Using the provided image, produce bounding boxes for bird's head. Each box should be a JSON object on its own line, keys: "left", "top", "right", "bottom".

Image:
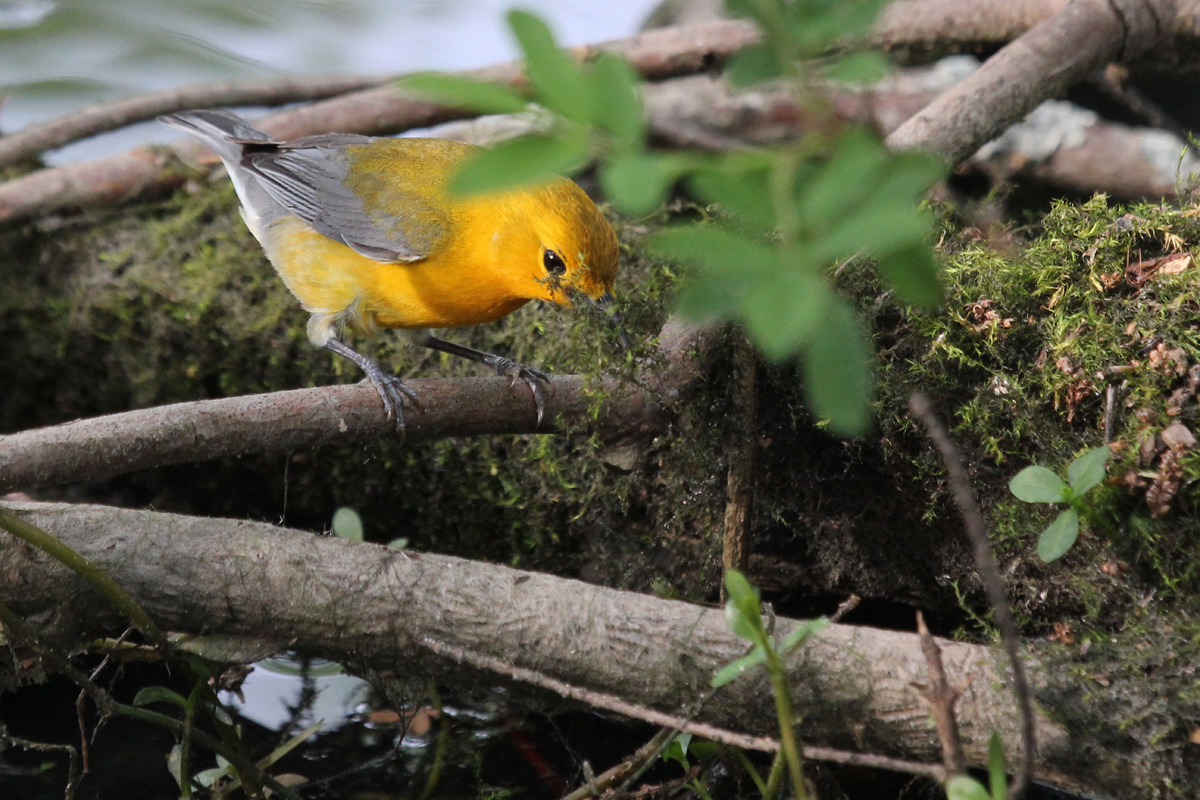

{"left": 518, "top": 178, "right": 620, "bottom": 308}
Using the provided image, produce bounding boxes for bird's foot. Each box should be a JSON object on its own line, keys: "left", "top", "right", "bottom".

{"left": 361, "top": 360, "right": 421, "bottom": 433}
{"left": 325, "top": 338, "right": 419, "bottom": 434}
{"left": 486, "top": 357, "right": 551, "bottom": 426}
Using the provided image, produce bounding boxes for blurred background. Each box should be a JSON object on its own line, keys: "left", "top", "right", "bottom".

{"left": 0, "top": 0, "right": 664, "bottom": 163}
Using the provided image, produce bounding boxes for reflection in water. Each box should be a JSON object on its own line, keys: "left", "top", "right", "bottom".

{"left": 219, "top": 653, "right": 370, "bottom": 732}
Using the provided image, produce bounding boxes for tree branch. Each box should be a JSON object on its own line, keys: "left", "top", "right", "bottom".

{"left": 885, "top": 0, "right": 1168, "bottom": 163}
{"left": 0, "top": 318, "right": 712, "bottom": 493}
{"left": 0, "top": 501, "right": 1102, "bottom": 793}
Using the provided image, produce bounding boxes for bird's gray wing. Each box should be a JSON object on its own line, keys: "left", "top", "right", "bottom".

{"left": 241, "top": 135, "right": 447, "bottom": 263}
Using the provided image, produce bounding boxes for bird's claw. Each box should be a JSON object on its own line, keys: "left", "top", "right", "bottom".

{"left": 361, "top": 363, "right": 420, "bottom": 434}
{"left": 490, "top": 357, "right": 550, "bottom": 426}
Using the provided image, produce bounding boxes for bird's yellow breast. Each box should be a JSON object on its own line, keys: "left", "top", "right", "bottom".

{"left": 259, "top": 198, "right": 536, "bottom": 335}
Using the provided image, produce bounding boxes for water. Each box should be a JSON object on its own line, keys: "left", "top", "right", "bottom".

{"left": 0, "top": 0, "right": 663, "bottom": 163}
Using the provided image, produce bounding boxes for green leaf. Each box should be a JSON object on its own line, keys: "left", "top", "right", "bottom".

{"left": 167, "top": 745, "right": 183, "bottom": 789}
{"left": 784, "top": 0, "right": 890, "bottom": 52}
{"left": 1009, "top": 466, "right": 1068, "bottom": 503}
{"left": 508, "top": 10, "right": 589, "bottom": 122}
{"left": 725, "top": 43, "right": 785, "bottom": 87}
{"left": 739, "top": 266, "right": 828, "bottom": 360}
{"left": 988, "top": 732, "right": 1007, "bottom": 800}
{"left": 803, "top": 299, "right": 873, "bottom": 436}
{"left": 876, "top": 244, "right": 942, "bottom": 308}
{"left": 654, "top": 226, "right": 779, "bottom": 328}
{"left": 652, "top": 226, "right": 776, "bottom": 275}
{"left": 587, "top": 52, "right": 644, "bottom": 148}
{"left": 780, "top": 616, "right": 830, "bottom": 654}
{"left": 1068, "top": 446, "right": 1110, "bottom": 494}
{"left": 725, "top": 0, "right": 784, "bottom": 27}
{"left": 723, "top": 568, "right": 762, "bottom": 623}
{"left": 946, "top": 775, "right": 993, "bottom": 800}
{"left": 332, "top": 506, "right": 363, "bottom": 542}
{"left": 448, "top": 131, "right": 590, "bottom": 196}
{"left": 811, "top": 148, "right": 943, "bottom": 262}
{"left": 711, "top": 646, "right": 767, "bottom": 687}
{"left": 797, "top": 128, "right": 886, "bottom": 227}
{"left": 688, "top": 157, "right": 776, "bottom": 229}
{"left": 396, "top": 73, "right": 528, "bottom": 115}
{"left": 820, "top": 51, "right": 891, "bottom": 83}
{"left": 1038, "top": 509, "right": 1080, "bottom": 562}
{"left": 600, "top": 152, "right": 686, "bottom": 215}
{"left": 662, "top": 734, "right": 691, "bottom": 769}
{"left": 133, "top": 685, "right": 189, "bottom": 708}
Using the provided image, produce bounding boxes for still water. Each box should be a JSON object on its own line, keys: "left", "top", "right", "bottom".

{"left": 0, "top": 0, "right": 664, "bottom": 162}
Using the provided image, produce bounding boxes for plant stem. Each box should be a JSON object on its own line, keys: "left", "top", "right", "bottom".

{"left": 765, "top": 652, "right": 807, "bottom": 800}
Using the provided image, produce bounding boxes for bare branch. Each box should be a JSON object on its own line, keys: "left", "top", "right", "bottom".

{"left": 721, "top": 328, "right": 757, "bottom": 598}
{"left": 871, "top": 0, "right": 1067, "bottom": 55}
{"left": 915, "top": 611, "right": 967, "bottom": 776}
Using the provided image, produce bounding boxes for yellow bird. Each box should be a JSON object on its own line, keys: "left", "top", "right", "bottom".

{"left": 159, "top": 109, "right": 621, "bottom": 430}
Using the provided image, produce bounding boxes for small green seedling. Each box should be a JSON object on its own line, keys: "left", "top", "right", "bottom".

{"left": 714, "top": 569, "right": 828, "bottom": 800}
{"left": 662, "top": 733, "right": 720, "bottom": 800}
{"left": 945, "top": 732, "right": 1008, "bottom": 800}
{"left": 712, "top": 570, "right": 829, "bottom": 688}
{"left": 1009, "top": 446, "right": 1109, "bottom": 562}
{"left": 332, "top": 506, "right": 364, "bottom": 541}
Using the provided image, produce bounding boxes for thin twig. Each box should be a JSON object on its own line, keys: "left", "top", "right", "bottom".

{"left": 830, "top": 595, "right": 861, "bottom": 623}
{"left": 1, "top": 730, "right": 81, "bottom": 799}
{"left": 75, "top": 626, "right": 135, "bottom": 772}
{"left": 908, "top": 391, "right": 1035, "bottom": 799}
{"left": 915, "top": 611, "right": 967, "bottom": 775}
{"left": 562, "top": 727, "right": 676, "bottom": 800}
{"left": 418, "top": 635, "right": 946, "bottom": 782}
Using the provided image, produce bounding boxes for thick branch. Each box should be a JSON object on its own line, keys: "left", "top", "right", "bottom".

{"left": 0, "top": 501, "right": 1107, "bottom": 794}
{"left": 0, "top": 319, "right": 711, "bottom": 493}
{"left": 886, "top": 0, "right": 1169, "bottom": 163}
{"left": 0, "top": 19, "right": 759, "bottom": 226}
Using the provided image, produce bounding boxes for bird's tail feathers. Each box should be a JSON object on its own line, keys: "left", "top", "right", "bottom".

{"left": 158, "top": 109, "right": 272, "bottom": 162}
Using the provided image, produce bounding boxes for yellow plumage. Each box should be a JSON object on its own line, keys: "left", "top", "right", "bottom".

{"left": 160, "top": 110, "right": 621, "bottom": 430}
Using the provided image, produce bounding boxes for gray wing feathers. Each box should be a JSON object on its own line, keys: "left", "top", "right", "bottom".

{"left": 160, "top": 110, "right": 441, "bottom": 264}
{"left": 245, "top": 145, "right": 432, "bottom": 263}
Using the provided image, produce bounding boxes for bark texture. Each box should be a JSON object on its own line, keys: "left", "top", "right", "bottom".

{"left": 0, "top": 500, "right": 1140, "bottom": 798}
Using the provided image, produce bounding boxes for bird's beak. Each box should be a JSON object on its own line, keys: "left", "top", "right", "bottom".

{"left": 588, "top": 290, "right": 632, "bottom": 351}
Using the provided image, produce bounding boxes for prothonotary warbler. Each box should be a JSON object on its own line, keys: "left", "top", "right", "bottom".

{"left": 159, "top": 109, "right": 621, "bottom": 430}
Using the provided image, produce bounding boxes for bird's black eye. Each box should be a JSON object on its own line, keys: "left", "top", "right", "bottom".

{"left": 543, "top": 249, "right": 566, "bottom": 276}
